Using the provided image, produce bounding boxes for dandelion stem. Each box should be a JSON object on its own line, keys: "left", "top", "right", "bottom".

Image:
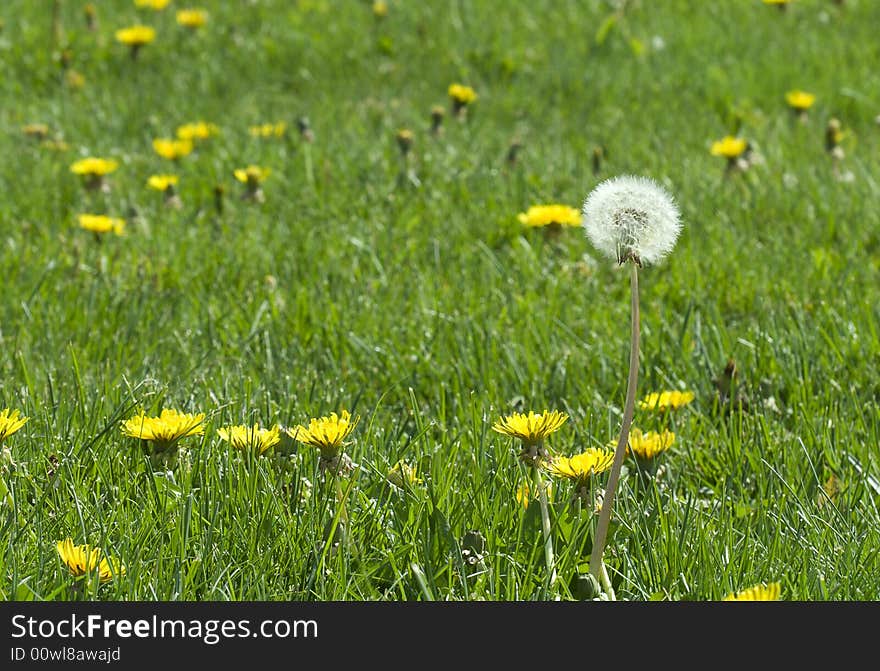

{"left": 303, "top": 143, "right": 315, "bottom": 193}
{"left": 535, "top": 464, "right": 557, "bottom": 593}
{"left": 589, "top": 262, "right": 640, "bottom": 591}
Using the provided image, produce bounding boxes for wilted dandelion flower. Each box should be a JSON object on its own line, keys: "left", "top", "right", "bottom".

{"left": 115, "top": 25, "right": 156, "bottom": 59}
{"left": 639, "top": 390, "right": 694, "bottom": 411}
{"left": 121, "top": 408, "right": 206, "bottom": 451}
{"left": 78, "top": 214, "right": 126, "bottom": 236}
{"left": 56, "top": 539, "right": 124, "bottom": 583}
{"left": 582, "top": 175, "right": 681, "bottom": 266}
{"left": 153, "top": 137, "right": 193, "bottom": 160}
{"left": 217, "top": 424, "right": 281, "bottom": 455}
{"left": 135, "top": 0, "right": 171, "bottom": 10}
{"left": 249, "top": 122, "right": 287, "bottom": 138}
{"left": 176, "top": 121, "right": 217, "bottom": 142}
{"left": 0, "top": 409, "right": 28, "bottom": 444}
{"left": 492, "top": 410, "right": 567, "bottom": 467}
{"left": 387, "top": 460, "right": 422, "bottom": 489}
{"left": 518, "top": 204, "right": 581, "bottom": 229}
{"left": 723, "top": 582, "right": 781, "bottom": 601}
{"left": 177, "top": 8, "right": 208, "bottom": 29}
{"left": 448, "top": 83, "right": 477, "bottom": 117}
{"left": 286, "top": 410, "right": 359, "bottom": 474}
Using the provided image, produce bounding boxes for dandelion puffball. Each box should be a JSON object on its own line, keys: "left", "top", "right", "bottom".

{"left": 582, "top": 175, "right": 681, "bottom": 266}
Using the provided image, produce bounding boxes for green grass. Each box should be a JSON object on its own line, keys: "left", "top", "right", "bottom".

{"left": 1, "top": 0, "right": 879, "bottom": 601}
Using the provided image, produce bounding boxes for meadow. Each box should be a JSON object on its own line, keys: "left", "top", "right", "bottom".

{"left": 1, "top": 0, "right": 879, "bottom": 601}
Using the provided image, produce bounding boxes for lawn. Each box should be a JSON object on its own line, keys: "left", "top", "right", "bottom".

{"left": 1, "top": 0, "right": 878, "bottom": 601}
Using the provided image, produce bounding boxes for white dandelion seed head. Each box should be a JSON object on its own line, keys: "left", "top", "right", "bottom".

{"left": 581, "top": 175, "right": 682, "bottom": 266}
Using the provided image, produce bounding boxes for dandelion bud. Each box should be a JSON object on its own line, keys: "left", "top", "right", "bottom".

{"left": 59, "top": 48, "right": 73, "bottom": 69}
{"left": 214, "top": 184, "right": 225, "bottom": 215}
{"left": 582, "top": 175, "right": 682, "bottom": 266}
{"left": 506, "top": 138, "right": 522, "bottom": 166}
{"left": 84, "top": 4, "right": 97, "bottom": 31}
{"left": 592, "top": 145, "right": 605, "bottom": 175}
{"left": 396, "top": 128, "right": 414, "bottom": 157}
{"left": 430, "top": 105, "right": 445, "bottom": 135}
{"left": 825, "top": 118, "right": 844, "bottom": 156}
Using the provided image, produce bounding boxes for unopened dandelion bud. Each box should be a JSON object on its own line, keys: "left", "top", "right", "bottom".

{"left": 430, "top": 105, "right": 445, "bottom": 136}
{"left": 582, "top": 175, "right": 682, "bottom": 266}
{"left": 506, "top": 139, "right": 522, "bottom": 166}
{"left": 84, "top": 4, "right": 97, "bottom": 31}
{"left": 214, "top": 184, "right": 225, "bottom": 215}
{"left": 59, "top": 48, "right": 73, "bottom": 69}
{"left": 396, "top": 129, "right": 414, "bottom": 157}
{"left": 592, "top": 146, "right": 605, "bottom": 175}
{"left": 825, "top": 117, "right": 844, "bottom": 160}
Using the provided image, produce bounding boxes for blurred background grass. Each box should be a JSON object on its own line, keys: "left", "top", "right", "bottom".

{"left": 0, "top": 0, "right": 878, "bottom": 600}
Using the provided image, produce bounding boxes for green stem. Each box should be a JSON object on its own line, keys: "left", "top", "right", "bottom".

{"left": 535, "top": 465, "right": 557, "bottom": 593}
{"left": 589, "top": 262, "right": 640, "bottom": 593}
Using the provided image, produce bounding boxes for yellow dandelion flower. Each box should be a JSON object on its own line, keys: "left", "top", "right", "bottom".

{"left": 0, "top": 409, "right": 28, "bottom": 443}
{"left": 176, "top": 8, "right": 208, "bottom": 28}
{"left": 135, "top": 0, "right": 171, "bottom": 10}
{"left": 762, "top": 0, "right": 792, "bottom": 5}
{"left": 723, "top": 582, "right": 782, "bottom": 601}
{"left": 387, "top": 460, "right": 422, "bottom": 489}
{"left": 121, "top": 408, "right": 206, "bottom": 450}
{"left": 492, "top": 410, "right": 567, "bottom": 447}
{"left": 152, "top": 137, "right": 193, "bottom": 160}
{"left": 70, "top": 157, "right": 118, "bottom": 177}
{"left": 56, "top": 539, "right": 125, "bottom": 583}
{"left": 217, "top": 424, "right": 281, "bottom": 454}
{"left": 710, "top": 136, "right": 748, "bottom": 159}
{"left": 285, "top": 410, "right": 358, "bottom": 460}
{"left": 620, "top": 428, "right": 675, "bottom": 461}
{"left": 448, "top": 83, "right": 478, "bottom": 106}
{"left": 547, "top": 448, "right": 614, "bottom": 484}
{"left": 638, "top": 390, "right": 695, "bottom": 411}
{"left": 373, "top": 1, "right": 389, "bottom": 18}
{"left": 234, "top": 165, "right": 271, "bottom": 184}
{"left": 248, "top": 122, "right": 286, "bottom": 138}
{"left": 78, "top": 214, "right": 126, "bottom": 236}
{"left": 785, "top": 90, "right": 815, "bottom": 111}
{"left": 147, "top": 174, "right": 179, "bottom": 191}
{"left": 176, "top": 121, "right": 217, "bottom": 141}
{"left": 517, "top": 204, "right": 582, "bottom": 228}
{"left": 22, "top": 123, "right": 50, "bottom": 140}
{"left": 115, "top": 25, "right": 156, "bottom": 46}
